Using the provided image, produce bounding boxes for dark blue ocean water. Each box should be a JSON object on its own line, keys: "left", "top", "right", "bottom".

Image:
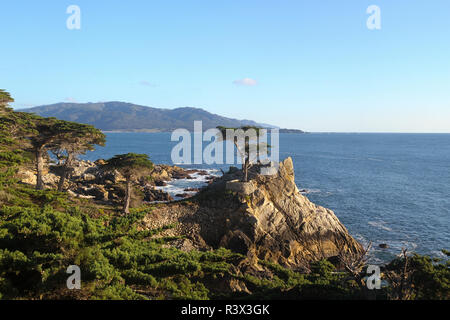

{"left": 83, "top": 133, "right": 450, "bottom": 263}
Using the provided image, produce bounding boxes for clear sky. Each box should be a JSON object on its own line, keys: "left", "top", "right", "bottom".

{"left": 1, "top": 0, "right": 449, "bottom": 132}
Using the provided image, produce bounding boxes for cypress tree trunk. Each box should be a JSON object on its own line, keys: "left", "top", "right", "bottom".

{"left": 123, "top": 178, "right": 132, "bottom": 214}
{"left": 57, "top": 153, "right": 74, "bottom": 192}
{"left": 35, "top": 147, "right": 45, "bottom": 190}
{"left": 243, "top": 158, "right": 249, "bottom": 182}
{"left": 234, "top": 141, "right": 247, "bottom": 182}
{"left": 57, "top": 170, "right": 67, "bottom": 192}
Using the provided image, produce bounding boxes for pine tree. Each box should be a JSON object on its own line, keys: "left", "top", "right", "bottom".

{"left": 103, "top": 153, "right": 153, "bottom": 214}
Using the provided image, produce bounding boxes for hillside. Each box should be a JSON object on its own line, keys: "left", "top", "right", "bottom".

{"left": 21, "top": 102, "right": 280, "bottom": 132}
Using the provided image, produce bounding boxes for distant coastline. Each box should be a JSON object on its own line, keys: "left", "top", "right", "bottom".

{"left": 21, "top": 102, "right": 307, "bottom": 134}
{"left": 278, "top": 128, "right": 307, "bottom": 134}
{"left": 102, "top": 128, "right": 307, "bottom": 134}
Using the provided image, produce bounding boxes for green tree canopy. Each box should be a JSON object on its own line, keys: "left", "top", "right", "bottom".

{"left": 0, "top": 89, "right": 14, "bottom": 110}
{"left": 104, "top": 153, "right": 153, "bottom": 214}
{"left": 26, "top": 118, "right": 106, "bottom": 190}
{"left": 49, "top": 122, "right": 106, "bottom": 191}
{"left": 217, "top": 126, "right": 269, "bottom": 182}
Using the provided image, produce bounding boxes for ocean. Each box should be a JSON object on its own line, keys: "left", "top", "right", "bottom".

{"left": 83, "top": 132, "right": 450, "bottom": 263}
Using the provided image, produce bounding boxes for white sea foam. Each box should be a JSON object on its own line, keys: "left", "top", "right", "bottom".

{"left": 368, "top": 221, "right": 393, "bottom": 232}
{"left": 431, "top": 250, "right": 448, "bottom": 259}
{"left": 155, "top": 169, "right": 222, "bottom": 200}
{"left": 299, "top": 188, "right": 321, "bottom": 195}
{"left": 367, "top": 158, "right": 384, "bottom": 162}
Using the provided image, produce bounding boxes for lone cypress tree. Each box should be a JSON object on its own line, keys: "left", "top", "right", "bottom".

{"left": 217, "top": 126, "right": 269, "bottom": 182}
{"left": 103, "top": 153, "right": 153, "bottom": 214}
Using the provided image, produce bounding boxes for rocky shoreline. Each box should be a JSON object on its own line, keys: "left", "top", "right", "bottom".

{"left": 17, "top": 157, "right": 362, "bottom": 270}
{"left": 18, "top": 160, "right": 217, "bottom": 204}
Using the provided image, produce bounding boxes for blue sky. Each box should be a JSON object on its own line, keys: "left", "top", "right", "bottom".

{"left": 1, "top": 0, "right": 449, "bottom": 132}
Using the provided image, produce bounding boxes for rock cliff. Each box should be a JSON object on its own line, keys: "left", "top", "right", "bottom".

{"left": 145, "top": 157, "right": 362, "bottom": 269}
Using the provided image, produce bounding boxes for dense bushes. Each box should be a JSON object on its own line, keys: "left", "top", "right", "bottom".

{"left": 0, "top": 188, "right": 243, "bottom": 299}
{"left": 385, "top": 251, "right": 449, "bottom": 300}
{"left": 0, "top": 184, "right": 374, "bottom": 300}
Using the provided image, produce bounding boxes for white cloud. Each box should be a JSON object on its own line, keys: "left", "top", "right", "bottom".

{"left": 233, "top": 78, "right": 258, "bottom": 86}
{"left": 65, "top": 97, "right": 78, "bottom": 103}
{"left": 139, "top": 80, "right": 158, "bottom": 87}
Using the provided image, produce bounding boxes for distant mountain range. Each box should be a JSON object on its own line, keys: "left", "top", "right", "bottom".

{"left": 21, "top": 102, "right": 305, "bottom": 133}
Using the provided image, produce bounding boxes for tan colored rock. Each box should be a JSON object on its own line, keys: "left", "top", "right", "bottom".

{"left": 42, "top": 172, "right": 59, "bottom": 186}
{"left": 18, "top": 169, "right": 59, "bottom": 188}
{"left": 95, "top": 159, "right": 107, "bottom": 166}
{"left": 242, "top": 157, "right": 362, "bottom": 266}
{"left": 145, "top": 157, "right": 362, "bottom": 269}
{"left": 86, "top": 185, "right": 109, "bottom": 201}
{"left": 67, "top": 190, "right": 95, "bottom": 199}
{"left": 17, "top": 169, "right": 36, "bottom": 185}
{"left": 226, "top": 180, "right": 256, "bottom": 195}
{"left": 81, "top": 173, "right": 96, "bottom": 182}
{"left": 71, "top": 160, "right": 96, "bottom": 177}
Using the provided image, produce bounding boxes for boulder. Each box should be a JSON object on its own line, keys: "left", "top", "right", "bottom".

{"left": 18, "top": 169, "right": 59, "bottom": 188}
{"left": 144, "top": 187, "right": 173, "bottom": 202}
{"left": 71, "top": 160, "right": 96, "bottom": 177}
{"left": 94, "top": 159, "right": 107, "bottom": 166}
{"left": 226, "top": 180, "right": 256, "bottom": 195}
{"left": 81, "top": 173, "right": 96, "bottom": 182}
{"left": 175, "top": 193, "right": 192, "bottom": 199}
{"left": 172, "top": 239, "right": 196, "bottom": 252}
{"left": 42, "top": 173, "right": 60, "bottom": 187}
{"left": 154, "top": 180, "right": 167, "bottom": 187}
{"left": 67, "top": 189, "right": 95, "bottom": 199}
{"left": 18, "top": 169, "right": 36, "bottom": 185}
{"left": 151, "top": 166, "right": 171, "bottom": 181}
{"left": 84, "top": 185, "right": 109, "bottom": 201}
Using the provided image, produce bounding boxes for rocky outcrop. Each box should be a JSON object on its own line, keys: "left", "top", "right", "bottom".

{"left": 144, "top": 187, "right": 174, "bottom": 202}
{"left": 144, "top": 158, "right": 362, "bottom": 269}
{"left": 17, "top": 168, "right": 60, "bottom": 189}
{"left": 151, "top": 165, "right": 201, "bottom": 182}
{"left": 17, "top": 160, "right": 212, "bottom": 203}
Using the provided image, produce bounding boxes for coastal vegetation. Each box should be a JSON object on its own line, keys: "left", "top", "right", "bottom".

{"left": 0, "top": 90, "right": 448, "bottom": 300}
{"left": 49, "top": 122, "right": 105, "bottom": 191}
{"left": 102, "top": 153, "right": 154, "bottom": 214}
